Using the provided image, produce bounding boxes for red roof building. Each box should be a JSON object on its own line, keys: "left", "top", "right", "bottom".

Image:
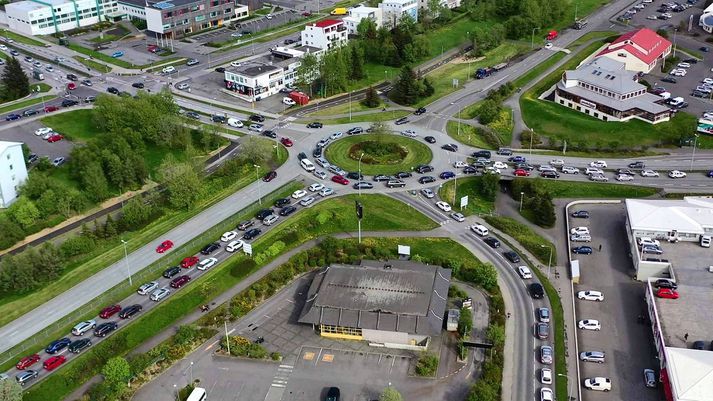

{"left": 595, "top": 28, "right": 671, "bottom": 73}
{"left": 301, "top": 19, "right": 348, "bottom": 50}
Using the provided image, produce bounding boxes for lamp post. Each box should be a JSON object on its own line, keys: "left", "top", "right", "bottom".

{"left": 690, "top": 134, "right": 699, "bottom": 172}
{"left": 273, "top": 144, "right": 279, "bottom": 161}
{"left": 358, "top": 152, "right": 364, "bottom": 197}
{"left": 531, "top": 27, "right": 540, "bottom": 49}
{"left": 189, "top": 361, "right": 194, "bottom": 383}
{"left": 174, "top": 384, "right": 178, "bottom": 401}
{"left": 254, "top": 164, "right": 262, "bottom": 205}
{"left": 519, "top": 192, "right": 525, "bottom": 212}
{"left": 558, "top": 373, "right": 572, "bottom": 401}
{"left": 349, "top": 90, "right": 353, "bottom": 121}
{"left": 540, "top": 244, "right": 553, "bottom": 279}
{"left": 120, "top": 239, "right": 132, "bottom": 286}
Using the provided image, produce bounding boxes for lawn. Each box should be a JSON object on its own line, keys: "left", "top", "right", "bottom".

{"left": 438, "top": 177, "right": 495, "bottom": 216}
{"left": 0, "top": 94, "right": 56, "bottom": 114}
{"left": 516, "top": 178, "right": 659, "bottom": 199}
{"left": 324, "top": 133, "right": 433, "bottom": 175}
{"left": 313, "top": 110, "right": 410, "bottom": 125}
{"left": 72, "top": 55, "right": 112, "bottom": 73}
{"left": 566, "top": 31, "right": 617, "bottom": 49}
{"left": 308, "top": 101, "right": 386, "bottom": 117}
{"left": 0, "top": 28, "right": 44, "bottom": 46}
{"left": 483, "top": 216, "right": 555, "bottom": 265}
{"left": 511, "top": 52, "right": 567, "bottom": 89}
{"left": 446, "top": 121, "right": 495, "bottom": 149}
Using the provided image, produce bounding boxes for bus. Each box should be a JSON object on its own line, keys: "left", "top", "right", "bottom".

{"left": 187, "top": 387, "right": 206, "bottom": 401}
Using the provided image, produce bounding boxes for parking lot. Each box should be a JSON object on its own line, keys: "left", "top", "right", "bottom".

{"left": 0, "top": 115, "right": 75, "bottom": 163}
{"left": 568, "top": 203, "right": 661, "bottom": 401}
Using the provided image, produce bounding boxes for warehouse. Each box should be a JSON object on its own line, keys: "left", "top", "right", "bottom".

{"left": 298, "top": 260, "right": 451, "bottom": 350}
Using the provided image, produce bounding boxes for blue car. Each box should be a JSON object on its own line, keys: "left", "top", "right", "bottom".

{"left": 45, "top": 337, "right": 72, "bottom": 354}
{"left": 440, "top": 171, "right": 456, "bottom": 179}
{"left": 5, "top": 114, "right": 21, "bottom": 121}
{"left": 707, "top": 170, "right": 713, "bottom": 178}
{"left": 111, "top": 51, "right": 124, "bottom": 58}
{"left": 571, "top": 210, "right": 590, "bottom": 218}
{"left": 508, "top": 155, "right": 526, "bottom": 163}
{"left": 572, "top": 246, "right": 593, "bottom": 255}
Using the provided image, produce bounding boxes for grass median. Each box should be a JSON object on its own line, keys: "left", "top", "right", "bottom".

{"left": 515, "top": 178, "right": 659, "bottom": 199}
{"left": 483, "top": 216, "right": 555, "bottom": 265}
{"left": 324, "top": 133, "right": 433, "bottom": 175}
{"left": 310, "top": 110, "right": 411, "bottom": 125}
{"left": 0, "top": 95, "right": 56, "bottom": 114}
{"left": 437, "top": 177, "right": 496, "bottom": 216}
{"left": 72, "top": 55, "right": 112, "bottom": 73}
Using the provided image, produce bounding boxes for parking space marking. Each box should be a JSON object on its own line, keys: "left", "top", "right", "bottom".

{"left": 303, "top": 351, "right": 314, "bottom": 361}
{"left": 321, "top": 353, "right": 334, "bottom": 363}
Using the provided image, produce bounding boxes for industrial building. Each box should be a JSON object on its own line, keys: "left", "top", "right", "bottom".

{"left": 298, "top": 260, "right": 451, "bottom": 350}
{"left": 0, "top": 141, "right": 29, "bottom": 209}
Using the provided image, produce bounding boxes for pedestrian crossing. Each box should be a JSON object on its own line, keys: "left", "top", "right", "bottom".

{"left": 262, "top": 364, "right": 294, "bottom": 401}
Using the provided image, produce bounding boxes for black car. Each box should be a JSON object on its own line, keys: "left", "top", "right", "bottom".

{"left": 66, "top": 73, "right": 78, "bottom": 81}
{"left": 682, "top": 58, "right": 697, "bottom": 64}
{"left": 215, "top": 67, "right": 226, "bottom": 73}
{"left": 132, "top": 82, "right": 145, "bottom": 89}
{"left": 250, "top": 114, "right": 265, "bottom": 123}
{"left": 262, "top": 130, "right": 277, "bottom": 138}
{"left": 68, "top": 338, "right": 92, "bottom": 353}
{"left": 395, "top": 171, "right": 412, "bottom": 179}
{"left": 503, "top": 251, "right": 520, "bottom": 263}
{"left": 326, "top": 387, "right": 340, "bottom": 401}
{"left": 185, "top": 111, "right": 200, "bottom": 120}
{"left": 654, "top": 279, "right": 678, "bottom": 290}
{"left": 414, "top": 107, "right": 426, "bottom": 115}
{"left": 200, "top": 242, "right": 221, "bottom": 255}
{"left": 298, "top": 152, "right": 308, "bottom": 161}
{"left": 463, "top": 166, "right": 478, "bottom": 174}
{"left": 284, "top": 38, "right": 296, "bottom": 45}
{"left": 27, "top": 153, "right": 38, "bottom": 164}
{"left": 661, "top": 76, "right": 677, "bottom": 84}
{"left": 256, "top": 209, "right": 274, "bottom": 220}
{"left": 472, "top": 150, "right": 492, "bottom": 159}
{"left": 212, "top": 115, "right": 227, "bottom": 123}
{"left": 418, "top": 176, "right": 436, "bottom": 184}
{"left": 516, "top": 163, "right": 534, "bottom": 171}
{"left": 346, "top": 127, "right": 363, "bottom": 135}
{"left": 442, "top": 143, "right": 459, "bottom": 152}
{"left": 275, "top": 198, "right": 291, "bottom": 207}
{"left": 372, "top": 175, "right": 393, "bottom": 182}
{"left": 541, "top": 171, "right": 559, "bottom": 179}
{"left": 62, "top": 99, "right": 79, "bottom": 107}
{"left": 346, "top": 172, "right": 364, "bottom": 180}
{"left": 22, "top": 109, "right": 39, "bottom": 116}
{"left": 312, "top": 147, "right": 323, "bottom": 158}
{"left": 94, "top": 322, "right": 118, "bottom": 337}
{"left": 107, "top": 87, "right": 120, "bottom": 94}
{"left": 163, "top": 265, "right": 181, "bottom": 278}
{"left": 394, "top": 117, "right": 409, "bottom": 125}
{"left": 237, "top": 220, "right": 254, "bottom": 230}
{"left": 497, "top": 148, "right": 513, "bottom": 156}
{"left": 692, "top": 341, "right": 706, "bottom": 350}
{"left": 307, "top": 122, "right": 323, "bottom": 129}
{"left": 416, "top": 164, "right": 434, "bottom": 174}
{"left": 424, "top": 136, "right": 436, "bottom": 143}
{"left": 692, "top": 90, "right": 707, "bottom": 98}
{"left": 279, "top": 205, "right": 297, "bottom": 216}
{"left": 571, "top": 210, "right": 589, "bottom": 218}
{"left": 119, "top": 304, "right": 142, "bottom": 319}
{"left": 483, "top": 237, "right": 500, "bottom": 248}
{"left": 530, "top": 283, "right": 544, "bottom": 299}
{"left": 617, "top": 168, "right": 635, "bottom": 175}
{"left": 243, "top": 228, "right": 261, "bottom": 240}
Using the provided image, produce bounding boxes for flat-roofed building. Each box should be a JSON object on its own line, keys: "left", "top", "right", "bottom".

{"left": 5, "top": 0, "right": 121, "bottom": 36}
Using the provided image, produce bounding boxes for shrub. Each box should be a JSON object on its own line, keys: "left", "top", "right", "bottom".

{"left": 414, "top": 352, "right": 439, "bottom": 376}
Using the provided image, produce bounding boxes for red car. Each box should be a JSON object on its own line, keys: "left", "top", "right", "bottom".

{"left": 514, "top": 169, "right": 530, "bottom": 177}
{"left": 16, "top": 354, "right": 40, "bottom": 370}
{"left": 170, "top": 275, "right": 191, "bottom": 289}
{"left": 656, "top": 288, "right": 679, "bottom": 299}
{"left": 43, "top": 355, "right": 66, "bottom": 371}
{"left": 47, "top": 134, "right": 64, "bottom": 143}
{"left": 99, "top": 304, "right": 121, "bottom": 319}
{"left": 44, "top": 105, "right": 59, "bottom": 113}
{"left": 156, "top": 240, "right": 174, "bottom": 253}
{"left": 331, "top": 175, "right": 349, "bottom": 185}
{"left": 280, "top": 137, "right": 293, "bottom": 147}
{"left": 301, "top": 11, "right": 312, "bottom": 16}
{"left": 263, "top": 171, "right": 277, "bottom": 182}
{"left": 181, "top": 256, "right": 199, "bottom": 268}
{"left": 67, "top": 82, "right": 76, "bottom": 91}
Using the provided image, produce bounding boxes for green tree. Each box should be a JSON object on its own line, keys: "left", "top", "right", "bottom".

{"left": 0, "top": 378, "right": 22, "bottom": 401}
{"left": 458, "top": 307, "right": 473, "bottom": 338}
{"left": 390, "top": 66, "right": 420, "bottom": 105}
{"left": 1, "top": 57, "right": 30, "bottom": 101}
{"left": 238, "top": 136, "right": 273, "bottom": 165}
{"left": 362, "top": 86, "right": 381, "bottom": 108}
{"left": 175, "top": 325, "right": 198, "bottom": 346}
{"left": 350, "top": 45, "right": 365, "bottom": 80}
{"left": 487, "top": 324, "right": 505, "bottom": 347}
{"left": 466, "top": 380, "right": 499, "bottom": 401}
{"left": 0, "top": 215, "right": 26, "bottom": 249}
{"left": 120, "top": 197, "right": 152, "bottom": 229}
{"left": 479, "top": 172, "right": 500, "bottom": 202}
{"left": 477, "top": 99, "right": 502, "bottom": 125}
{"left": 158, "top": 155, "right": 202, "bottom": 210}
{"left": 81, "top": 161, "right": 110, "bottom": 202}
{"left": 295, "top": 52, "right": 319, "bottom": 96}
{"left": 8, "top": 196, "right": 40, "bottom": 229}
{"left": 379, "top": 387, "right": 403, "bottom": 401}
{"left": 102, "top": 356, "right": 131, "bottom": 395}
{"left": 368, "top": 121, "right": 389, "bottom": 135}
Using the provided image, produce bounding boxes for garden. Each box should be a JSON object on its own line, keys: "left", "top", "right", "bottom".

{"left": 324, "top": 134, "right": 433, "bottom": 175}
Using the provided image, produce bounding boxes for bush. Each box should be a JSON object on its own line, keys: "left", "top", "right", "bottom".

{"left": 59, "top": 235, "right": 96, "bottom": 258}
{"left": 483, "top": 216, "right": 554, "bottom": 264}
{"left": 414, "top": 352, "right": 439, "bottom": 376}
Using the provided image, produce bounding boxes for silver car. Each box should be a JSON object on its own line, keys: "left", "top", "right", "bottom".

{"left": 137, "top": 281, "right": 159, "bottom": 295}
{"left": 561, "top": 166, "right": 579, "bottom": 174}
{"left": 540, "top": 345, "right": 553, "bottom": 364}
{"left": 71, "top": 319, "right": 96, "bottom": 336}
{"left": 150, "top": 287, "right": 171, "bottom": 302}
{"left": 16, "top": 370, "right": 38, "bottom": 386}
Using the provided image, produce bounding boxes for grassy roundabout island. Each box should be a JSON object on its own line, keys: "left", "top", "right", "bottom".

{"left": 324, "top": 133, "right": 433, "bottom": 175}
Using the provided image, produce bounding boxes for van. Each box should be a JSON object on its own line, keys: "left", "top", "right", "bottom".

{"left": 701, "top": 235, "right": 711, "bottom": 248}
{"left": 300, "top": 158, "right": 315, "bottom": 172}
{"left": 470, "top": 224, "right": 489, "bottom": 236}
{"left": 658, "top": 92, "right": 671, "bottom": 100}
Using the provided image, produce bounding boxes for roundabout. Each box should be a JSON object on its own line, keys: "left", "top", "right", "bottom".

{"left": 323, "top": 133, "right": 433, "bottom": 175}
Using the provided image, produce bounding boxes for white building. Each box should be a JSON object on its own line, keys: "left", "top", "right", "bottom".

{"left": 594, "top": 28, "right": 671, "bottom": 74}
{"left": 300, "top": 19, "right": 348, "bottom": 51}
{"left": 0, "top": 142, "right": 29, "bottom": 209}
{"left": 379, "top": 0, "right": 418, "bottom": 29}
{"left": 5, "top": 0, "right": 121, "bottom": 36}
{"left": 343, "top": 6, "right": 382, "bottom": 35}
{"left": 417, "top": 0, "right": 461, "bottom": 12}
{"left": 699, "top": 1, "right": 713, "bottom": 33}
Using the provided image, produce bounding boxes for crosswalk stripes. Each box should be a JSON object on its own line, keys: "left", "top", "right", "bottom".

{"left": 271, "top": 364, "right": 294, "bottom": 388}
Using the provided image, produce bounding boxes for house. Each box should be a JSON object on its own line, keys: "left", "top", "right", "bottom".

{"left": 300, "top": 19, "right": 348, "bottom": 51}
{"left": 595, "top": 28, "right": 671, "bottom": 73}
{"left": 343, "top": 6, "right": 382, "bottom": 35}
{"left": 0, "top": 142, "right": 29, "bottom": 209}
{"left": 379, "top": 0, "right": 418, "bottom": 29}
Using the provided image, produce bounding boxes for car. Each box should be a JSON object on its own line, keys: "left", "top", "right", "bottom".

{"left": 372, "top": 175, "right": 392, "bottom": 182}
{"left": 249, "top": 124, "right": 264, "bottom": 132}
{"left": 328, "top": 132, "right": 344, "bottom": 141}
{"left": 589, "top": 160, "right": 607, "bottom": 168}
{"left": 94, "top": 321, "right": 118, "bottom": 337}
{"left": 578, "top": 290, "right": 604, "bottom": 301}
{"left": 263, "top": 171, "right": 277, "bottom": 182}
{"left": 99, "top": 304, "right": 121, "bottom": 319}
{"left": 171, "top": 275, "right": 191, "bottom": 289}
{"left": 197, "top": 257, "right": 218, "bottom": 270}
{"left": 319, "top": 187, "right": 334, "bottom": 197}
{"left": 353, "top": 181, "right": 374, "bottom": 189}
{"left": 640, "top": 169, "right": 659, "bottom": 177}
{"left": 436, "top": 201, "right": 452, "bottom": 212}
{"left": 137, "top": 281, "right": 159, "bottom": 295}
{"left": 493, "top": 161, "right": 508, "bottom": 169}
{"left": 441, "top": 144, "right": 458, "bottom": 152}
{"left": 477, "top": 237, "right": 498, "bottom": 249}
{"left": 692, "top": 340, "right": 706, "bottom": 350}
{"left": 578, "top": 319, "right": 601, "bottom": 331}
{"left": 107, "top": 87, "right": 120, "bottom": 94}
{"left": 61, "top": 98, "right": 79, "bottom": 107}
{"left": 654, "top": 279, "right": 677, "bottom": 290}
{"left": 162, "top": 265, "right": 181, "bottom": 279}
{"left": 306, "top": 122, "right": 323, "bottom": 129}
{"left": 656, "top": 288, "right": 679, "bottom": 299}
{"left": 262, "top": 130, "right": 277, "bottom": 138}
{"left": 421, "top": 188, "right": 435, "bottom": 198}
{"left": 280, "top": 137, "right": 294, "bottom": 147}
{"left": 638, "top": 237, "right": 661, "bottom": 248}
{"left": 299, "top": 196, "right": 316, "bottom": 206}
{"left": 541, "top": 368, "right": 553, "bottom": 385}
{"left": 27, "top": 153, "right": 38, "bottom": 164}
{"left": 51, "top": 156, "right": 66, "bottom": 167}
{"left": 186, "top": 58, "right": 200, "bottom": 66}
{"left": 416, "top": 164, "right": 434, "bottom": 174}
{"left": 677, "top": 62, "right": 691, "bottom": 68}
{"left": 450, "top": 212, "right": 465, "bottom": 222}
{"left": 463, "top": 166, "right": 478, "bottom": 174}
{"left": 66, "top": 82, "right": 77, "bottom": 91}
{"left": 71, "top": 319, "right": 96, "bottom": 336}
{"left": 43, "top": 104, "right": 59, "bottom": 113}
{"left": 642, "top": 245, "right": 663, "bottom": 254}
{"left": 200, "top": 242, "right": 221, "bottom": 255}
{"left": 584, "top": 377, "right": 611, "bottom": 392}
{"left": 46, "top": 133, "right": 64, "bottom": 143}
{"left": 215, "top": 67, "right": 226, "bottom": 73}
{"left": 580, "top": 351, "right": 606, "bottom": 363}
{"left": 275, "top": 198, "right": 291, "bottom": 208}
{"left": 589, "top": 173, "right": 608, "bottom": 182}
{"left": 518, "top": 265, "right": 532, "bottom": 279}
{"left": 279, "top": 205, "right": 297, "bottom": 217}
{"left": 256, "top": 209, "right": 273, "bottom": 220}
{"left": 119, "top": 304, "right": 143, "bottom": 319}
{"left": 386, "top": 179, "right": 406, "bottom": 188}
{"left": 221, "top": 231, "right": 239, "bottom": 243}
{"left": 263, "top": 214, "right": 279, "bottom": 225}
{"left": 414, "top": 107, "right": 427, "bottom": 115}
{"left": 16, "top": 354, "right": 41, "bottom": 370}
{"left": 185, "top": 111, "right": 200, "bottom": 120}
{"left": 440, "top": 171, "right": 456, "bottom": 179}
{"left": 282, "top": 97, "right": 296, "bottom": 106}
{"left": 111, "top": 51, "right": 124, "bottom": 58}
{"left": 570, "top": 226, "right": 590, "bottom": 235}
{"left": 22, "top": 108, "right": 39, "bottom": 117}
{"left": 225, "top": 238, "right": 245, "bottom": 252}
{"left": 418, "top": 176, "right": 436, "bottom": 184}
{"left": 541, "top": 171, "right": 559, "bottom": 179}
{"left": 540, "top": 345, "right": 553, "bottom": 364}
{"left": 513, "top": 169, "right": 530, "bottom": 177}
{"left": 644, "top": 369, "right": 657, "bottom": 388}
{"left": 227, "top": 118, "right": 243, "bottom": 128}
{"left": 537, "top": 307, "right": 550, "bottom": 323}
{"left": 150, "top": 287, "right": 171, "bottom": 302}
{"left": 237, "top": 220, "right": 254, "bottom": 231}
{"left": 309, "top": 183, "right": 325, "bottom": 192}
{"left": 178, "top": 256, "right": 199, "bottom": 269}
{"left": 401, "top": 129, "right": 417, "bottom": 137}
{"left": 503, "top": 251, "right": 520, "bottom": 263}
{"left": 395, "top": 117, "right": 409, "bottom": 125}
{"left": 661, "top": 76, "right": 677, "bottom": 83}
{"left": 292, "top": 189, "right": 308, "bottom": 199}
{"left": 530, "top": 283, "right": 544, "bottom": 299}
{"left": 424, "top": 136, "right": 436, "bottom": 143}
{"left": 331, "top": 175, "right": 349, "bottom": 185}
{"left": 15, "top": 370, "right": 39, "bottom": 386}
{"left": 5, "top": 113, "right": 21, "bottom": 121}
{"left": 569, "top": 210, "right": 589, "bottom": 220}
{"left": 395, "top": 171, "right": 412, "bottom": 179}
{"left": 539, "top": 387, "right": 553, "bottom": 401}
{"left": 249, "top": 114, "right": 265, "bottom": 123}
{"left": 346, "top": 127, "right": 363, "bottom": 135}
{"left": 68, "top": 338, "right": 92, "bottom": 354}
{"left": 326, "top": 387, "right": 340, "bottom": 401}
{"left": 45, "top": 337, "right": 71, "bottom": 354}
{"left": 156, "top": 240, "right": 174, "bottom": 253}
{"left": 507, "top": 155, "right": 526, "bottom": 163}
{"left": 668, "top": 170, "right": 686, "bottom": 178}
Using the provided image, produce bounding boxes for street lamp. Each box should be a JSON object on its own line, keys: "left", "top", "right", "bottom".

{"left": 690, "top": 134, "right": 699, "bottom": 172}
{"left": 349, "top": 90, "right": 353, "bottom": 121}
{"left": 174, "top": 384, "right": 178, "bottom": 401}
{"left": 358, "top": 152, "right": 364, "bottom": 197}
{"left": 253, "top": 164, "right": 262, "bottom": 205}
{"left": 189, "top": 361, "right": 194, "bottom": 383}
{"left": 519, "top": 192, "right": 525, "bottom": 212}
{"left": 531, "top": 27, "right": 541, "bottom": 49}
{"left": 120, "top": 239, "right": 132, "bottom": 286}
{"left": 557, "top": 373, "right": 572, "bottom": 401}
{"left": 540, "top": 244, "right": 553, "bottom": 279}
{"left": 273, "top": 144, "right": 279, "bottom": 161}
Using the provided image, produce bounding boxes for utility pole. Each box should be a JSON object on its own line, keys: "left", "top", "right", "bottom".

{"left": 120, "top": 239, "right": 132, "bottom": 286}
{"left": 531, "top": 27, "right": 540, "bottom": 49}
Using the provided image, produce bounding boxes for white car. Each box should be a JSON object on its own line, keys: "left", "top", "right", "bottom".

{"left": 308, "top": 183, "right": 325, "bottom": 192}
{"left": 450, "top": 212, "right": 465, "bottom": 222}
{"left": 646, "top": 14, "right": 657, "bottom": 19}
{"left": 329, "top": 132, "right": 343, "bottom": 140}
{"left": 578, "top": 290, "right": 604, "bottom": 302}
{"left": 589, "top": 174, "right": 609, "bottom": 182}
{"left": 150, "top": 287, "right": 171, "bottom": 302}
{"left": 436, "top": 201, "right": 452, "bottom": 212}
{"left": 198, "top": 257, "right": 218, "bottom": 270}
{"left": 263, "top": 215, "right": 279, "bottom": 226}
{"left": 549, "top": 159, "right": 564, "bottom": 167}
{"left": 292, "top": 189, "right": 307, "bottom": 199}
{"left": 265, "top": 13, "right": 273, "bottom": 19}
{"left": 561, "top": 166, "right": 579, "bottom": 174}
{"left": 227, "top": 118, "right": 243, "bottom": 128}
{"left": 493, "top": 161, "right": 507, "bottom": 169}
{"left": 313, "top": 170, "right": 327, "bottom": 180}
{"left": 540, "top": 368, "right": 552, "bottom": 385}
{"left": 517, "top": 265, "right": 532, "bottom": 279}
{"left": 589, "top": 160, "right": 607, "bottom": 168}
{"left": 71, "top": 319, "right": 96, "bottom": 336}
{"left": 230, "top": 61, "right": 241, "bottom": 67}
{"left": 282, "top": 97, "right": 296, "bottom": 106}
{"left": 677, "top": 62, "right": 691, "bottom": 69}
{"left": 401, "top": 130, "right": 417, "bottom": 137}
{"left": 162, "top": 66, "right": 176, "bottom": 74}
{"left": 484, "top": 166, "right": 500, "bottom": 175}
{"left": 319, "top": 187, "right": 334, "bottom": 197}
{"left": 453, "top": 161, "right": 467, "bottom": 168}
{"left": 584, "top": 167, "right": 602, "bottom": 175}
{"left": 638, "top": 237, "right": 661, "bottom": 247}
{"left": 702, "top": 78, "right": 713, "bottom": 85}
{"left": 248, "top": 124, "right": 263, "bottom": 132}
{"left": 641, "top": 169, "right": 659, "bottom": 177}
{"left": 221, "top": 231, "right": 238, "bottom": 242}
{"left": 570, "top": 226, "right": 590, "bottom": 235}
{"left": 421, "top": 188, "right": 435, "bottom": 198}
{"left": 578, "top": 319, "right": 601, "bottom": 331}
{"left": 300, "top": 196, "right": 315, "bottom": 206}
{"left": 584, "top": 377, "right": 611, "bottom": 392}
{"left": 45, "top": 65, "right": 54, "bottom": 72}
{"left": 35, "top": 127, "right": 53, "bottom": 136}
{"left": 231, "top": 32, "right": 243, "bottom": 38}
{"left": 540, "top": 387, "right": 553, "bottom": 401}
{"left": 615, "top": 174, "right": 633, "bottom": 181}
{"left": 137, "top": 281, "right": 159, "bottom": 295}
{"left": 226, "top": 240, "right": 244, "bottom": 252}
{"left": 668, "top": 170, "right": 686, "bottom": 178}
{"left": 315, "top": 157, "right": 330, "bottom": 168}
{"left": 544, "top": 42, "right": 553, "bottom": 50}
{"left": 470, "top": 224, "right": 489, "bottom": 236}
{"left": 0, "top": 45, "right": 5, "bottom": 50}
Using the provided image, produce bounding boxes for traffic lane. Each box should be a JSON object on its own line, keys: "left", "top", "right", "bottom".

{"left": 0, "top": 118, "right": 74, "bottom": 162}
{"left": 1, "top": 43, "right": 94, "bottom": 77}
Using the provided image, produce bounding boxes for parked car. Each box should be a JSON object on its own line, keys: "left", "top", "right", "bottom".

{"left": 577, "top": 290, "right": 604, "bottom": 301}
{"left": 150, "top": 287, "right": 171, "bottom": 302}
{"left": 198, "top": 258, "right": 218, "bottom": 270}
{"left": 572, "top": 246, "right": 593, "bottom": 254}
{"left": 71, "top": 320, "right": 96, "bottom": 336}
{"left": 171, "top": 275, "right": 191, "bottom": 288}
{"left": 578, "top": 319, "right": 601, "bottom": 331}
{"left": 571, "top": 210, "right": 589, "bottom": 218}
{"left": 483, "top": 237, "right": 500, "bottom": 248}
{"left": 436, "top": 201, "right": 451, "bottom": 212}
{"left": 200, "top": 242, "right": 221, "bottom": 255}
{"left": 119, "top": 304, "right": 142, "bottom": 319}
{"left": 94, "top": 321, "right": 118, "bottom": 337}
{"left": 99, "top": 304, "right": 121, "bottom": 319}
{"left": 643, "top": 369, "right": 657, "bottom": 388}
{"left": 656, "top": 288, "right": 679, "bottom": 299}
{"left": 243, "top": 228, "right": 261, "bottom": 240}
{"left": 45, "top": 338, "right": 71, "bottom": 354}
{"left": 540, "top": 345, "right": 553, "bottom": 364}
{"left": 537, "top": 307, "right": 550, "bottom": 323}
{"left": 137, "top": 281, "right": 159, "bottom": 295}
{"left": 15, "top": 370, "right": 39, "bottom": 386}
{"left": 530, "top": 283, "right": 544, "bottom": 299}
{"left": 584, "top": 377, "right": 611, "bottom": 392}
{"left": 16, "top": 354, "right": 40, "bottom": 370}
{"left": 181, "top": 256, "right": 199, "bottom": 268}
{"left": 580, "top": 351, "right": 605, "bottom": 363}
{"left": 226, "top": 240, "right": 245, "bottom": 252}
{"left": 68, "top": 338, "right": 92, "bottom": 353}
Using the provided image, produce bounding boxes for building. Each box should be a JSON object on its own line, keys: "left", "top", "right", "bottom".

{"left": 699, "top": 2, "right": 713, "bottom": 33}
{"left": 595, "top": 28, "right": 671, "bottom": 73}
{"left": 5, "top": 0, "right": 121, "bottom": 36}
{"left": 0, "top": 142, "right": 29, "bottom": 209}
{"left": 143, "top": 0, "right": 248, "bottom": 38}
{"left": 379, "top": 0, "right": 418, "bottom": 29}
{"left": 298, "top": 260, "right": 451, "bottom": 349}
{"left": 300, "top": 19, "right": 348, "bottom": 51}
{"left": 554, "top": 57, "right": 672, "bottom": 124}
{"left": 418, "top": 0, "right": 461, "bottom": 12}
{"left": 343, "top": 6, "right": 382, "bottom": 35}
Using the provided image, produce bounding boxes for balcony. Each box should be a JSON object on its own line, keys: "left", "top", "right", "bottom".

{"left": 336, "top": 25, "right": 346, "bottom": 32}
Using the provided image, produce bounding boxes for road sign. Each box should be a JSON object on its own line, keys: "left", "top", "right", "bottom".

{"left": 452, "top": 78, "right": 459, "bottom": 88}
{"left": 460, "top": 195, "right": 469, "bottom": 209}
{"left": 243, "top": 243, "right": 253, "bottom": 256}
{"left": 398, "top": 245, "right": 410, "bottom": 256}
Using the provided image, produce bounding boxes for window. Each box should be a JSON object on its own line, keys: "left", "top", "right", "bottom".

{"left": 9, "top": 164, "right": 12, "bottom": 171}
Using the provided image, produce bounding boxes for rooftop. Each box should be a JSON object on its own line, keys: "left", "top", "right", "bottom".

{"left": 298, "top": 260, "right": 451, "bottom": 336}
{"left": 6, "top": 1, "right": 47, "bottom": 12}
{"left": 627, "top": 197, "right": 713, "bottom": 234}
{"left": 565, "top": 58, "right": 642, "bottom": 94}
{"left": 665, "top": 347, "right": 713, "bottom": 401}
{"left": 312, "top": 19, "right": 342, "bottom": 28}
{"left": 147, "top": 0, "right": 205, "bottom": 10}
{"left": 0, "top": 141, "right": 23, "bottom": 156}
{"left": 596, "top": 28, "right": 671, "bottom": 65}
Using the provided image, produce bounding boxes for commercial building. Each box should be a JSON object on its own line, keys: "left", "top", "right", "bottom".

{"left": 5, "top": 0, "right": 121, "bottom": 36}
{"left": 699, "top": 2, "right": 713, "bottom": 33}
{"left": 298, "top": 260, "right": 451, "bottom": 349}
{"left": 379, "top": 0, "right": 418, "bottom": 29}
{"left": 554, "top": 57, "right": 672, "bottom": 124}
{"left": 142, "top": 0, "right": 249, "bottom": 38}
{"left": 595, "top": 28, "right": 671, "bottom": 74}
{"left": 343, "top": 6, "right": 382, "bottom": 35}
{"left": 0, "top": 142, "right": 29, "bottom": 209}
{"left": 300, "top": 19, "right": 348, "bottom": 51}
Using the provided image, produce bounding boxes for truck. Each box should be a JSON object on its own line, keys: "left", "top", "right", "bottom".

{"left": 546, "top": 30, "right": 558, "bottom": 40}
{"left": 32, "top": 69, "right": 44, "bottom": 80}
{"left": 289, "top": 91, "right": 310, "bottom": 105}
{"left": 574, "top": 19, "right": 588, "bottom": 29}
{"left": 475, "top": 63, "right": 507, "bottom": 79}
{"left": 447, "top": 309, "right": 460, "bottom": 332}
{"left": 330, "top": 7, "right": 347, "bottom": 15}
